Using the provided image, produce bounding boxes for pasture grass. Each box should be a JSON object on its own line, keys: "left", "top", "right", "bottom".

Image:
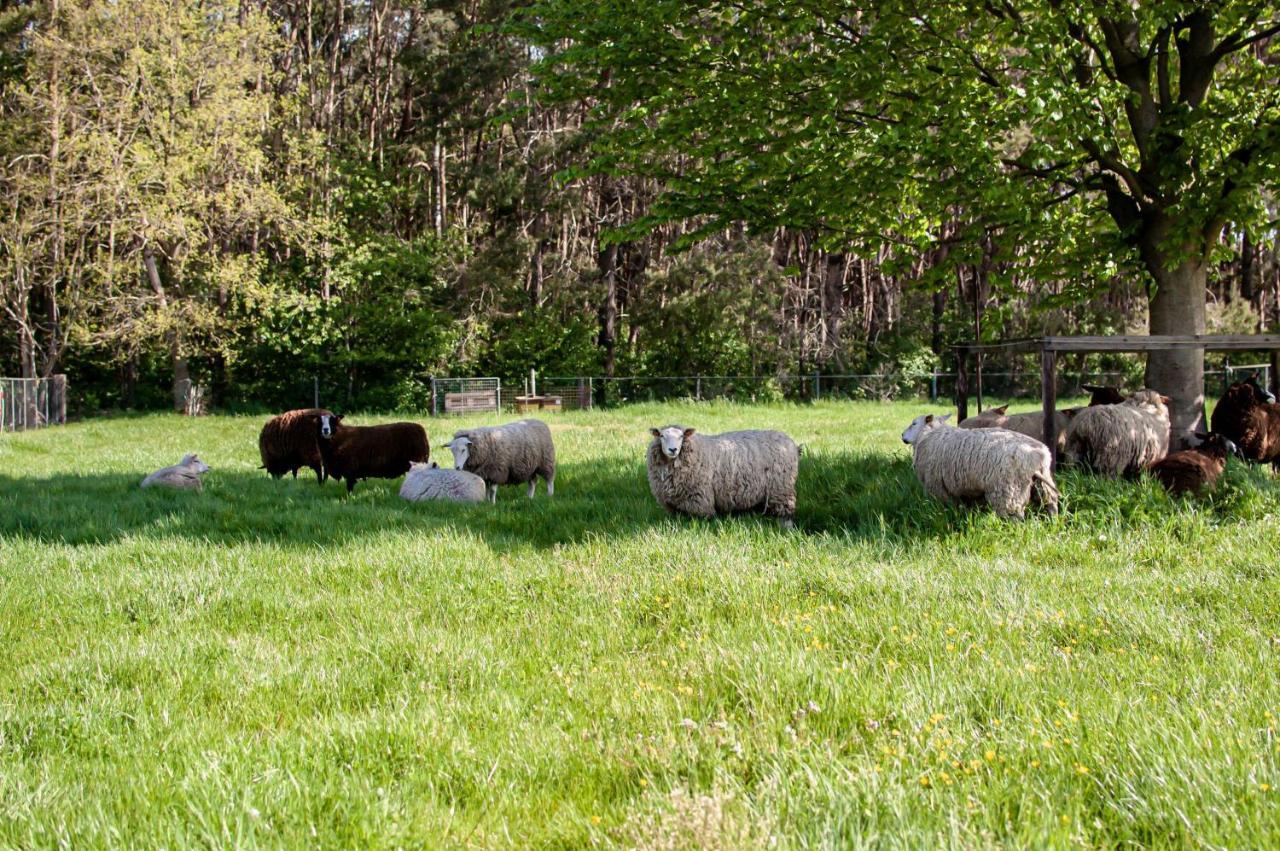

{"left": 1, "top": 399, "right": 1279, "bottom": 848}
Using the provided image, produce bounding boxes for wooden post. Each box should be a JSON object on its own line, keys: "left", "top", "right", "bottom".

{"left": 955, "top": 347, "right": 969, "bottom": 421}
{"left": 1042, "top": 346, "right": 1058, "bottom": 468}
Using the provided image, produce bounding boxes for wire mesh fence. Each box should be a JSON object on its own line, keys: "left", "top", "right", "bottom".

{"left": 255, "top": 364, "right": 1266, "bottom": 417}
{"left": 1, "top": 375, "right": 67, "bottom": 432}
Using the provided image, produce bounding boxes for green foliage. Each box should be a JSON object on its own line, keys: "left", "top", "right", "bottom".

{"left": 476, "top": 308, "right": 602, "bottom": 387}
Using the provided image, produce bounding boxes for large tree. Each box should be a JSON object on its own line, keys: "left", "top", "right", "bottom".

{"left": 528, "top": 0, "right": 1280, "bottom": 442}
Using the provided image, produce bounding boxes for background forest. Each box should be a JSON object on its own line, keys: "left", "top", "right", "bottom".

{"left": 2, "top": 0, "right": 1278, "bottom": 414}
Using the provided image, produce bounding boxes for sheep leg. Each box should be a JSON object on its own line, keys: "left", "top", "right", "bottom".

{"left": 527, "top": 480, "right": 536, "bottom": 498}
{"left": 345, "top": 477, "right": 356, "bottom": 495}
{"left": 487, "top": 483, "right": 498, "bottom": 503}
{"left": 545, "top": 472, "right": 555, "bottom": 497}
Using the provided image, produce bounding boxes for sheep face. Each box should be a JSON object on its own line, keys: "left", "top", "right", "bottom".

{"left": 650, "top": 426, "right": 695, "bottom": 460}
{"left": 901, "top": 413, "right": 950, "bottom": 445}
{"left": 317, "top": 412, "right": 344, "bottom": 440}
{"left": 181, "top": 453, "right": 210, "bottom": 474}
{"left": 448, "top": 436, "right": 472, "bottom": 469}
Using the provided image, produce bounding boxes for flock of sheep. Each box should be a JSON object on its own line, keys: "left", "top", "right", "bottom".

{"left": 904, "top": 375, "right": 1280, "bottom": 519}
{"left": 135, "top": 374, "right": 1280, "bottom": 524}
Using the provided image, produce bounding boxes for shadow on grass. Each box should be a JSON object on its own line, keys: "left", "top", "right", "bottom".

{"left": 0, "top": 448, "right": 994, "bottom": 552}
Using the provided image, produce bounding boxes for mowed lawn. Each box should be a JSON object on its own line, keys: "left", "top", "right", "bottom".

{"left": 2, "top": 400, "right": 1279, "bottom": 849}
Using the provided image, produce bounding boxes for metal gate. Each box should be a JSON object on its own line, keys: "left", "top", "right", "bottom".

{"left": 0, "top": 375, "right": 67, "bottom": 432}
{"left": 430, "top": 377, "right": 501, "bottom": 416}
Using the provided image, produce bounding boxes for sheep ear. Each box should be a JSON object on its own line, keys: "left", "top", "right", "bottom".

{"left": 650, "top": 428, "right": 661, "bottom": 438}
{"left": 683, "top": 427, "right": 696, "bottom": 438}
{"left": 938, "top": 413, "right": 952, "bottom": 422}
{"left": 1193, "top": 432, "right": 1210, "bottom": 443}
{"left": 1159, "top": 395, "right": 1171, "bottom": 405}
{"left": 991, "top": 405, "right": 1008, "bottom": 414}
{"left": 924, "top": 414, "right": 933, "bottom": 423}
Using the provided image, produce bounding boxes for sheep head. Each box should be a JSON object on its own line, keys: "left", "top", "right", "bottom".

{"left": 901, "top": 413, "right": 950, "bottom": 445}
{"left": 317, "top": 412, "right": 344, "bottom": 439}
{"left": 448, "top": 435, "right": 473, "bottom": 469}
{"left": 650, "top": 426, "right": 695, "bottom": 460}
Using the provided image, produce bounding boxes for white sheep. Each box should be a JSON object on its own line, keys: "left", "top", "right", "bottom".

{"left": 448, "top": 418, "right": 556, "bottom": 502}
{"left": 959, "top": 406, "right": 1077, "bottom": 452}
{"left": 902, "top": 414, "right": 1058, "bottom": 519}
{"left": 646, "top": 426, "right": 800, "bottom": 527}
{"left": 399, "top": 461, "right": 487, "bottom": 503}
{"left": 140, "top": 453, "right": 210, "bottom": 491}
{"left": 1062, "top": 389, "right": 1171, "bottom": 476}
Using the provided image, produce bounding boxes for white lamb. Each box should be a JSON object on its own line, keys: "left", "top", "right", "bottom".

{"left": 902, "top": 414, "right": 1058, "bottom": 519}
{"left": 1062, "top": 389, "right": 1171, "bottom": 477}
{"left": 646, "top": 425, "right": 800, "bottom": 527}
{"left": 399, "top": 461, "right": 487, "bottom": 503}
{"left": 140, "top": 453, "right": 210, "bottom": 491}
{"left": 448, "top": 418, "right": 556, "bottom": 502}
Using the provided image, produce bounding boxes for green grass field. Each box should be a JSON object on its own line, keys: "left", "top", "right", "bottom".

{"left": 2, "top": 400, "right": 1279, "bottom": 848}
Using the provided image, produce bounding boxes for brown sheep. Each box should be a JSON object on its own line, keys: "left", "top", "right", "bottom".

{"left": 315, "top": 413, "right": 430, "bottom": 494}
{"left": 1209, "top": 377, "right": 1280, "bottom": 468}
{"left": 1081, "top": 384, "right": 1126, "bottom": 405}
{"left": 1149, "top": 432, "right": 1240, "bottom": 496}
{"left": 259, "top": 408, "right": 333, "bottom": 484}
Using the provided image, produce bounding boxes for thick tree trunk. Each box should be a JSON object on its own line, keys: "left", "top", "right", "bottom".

{"left": 1144, "top": 253, "right": 1207, "bottom": 448}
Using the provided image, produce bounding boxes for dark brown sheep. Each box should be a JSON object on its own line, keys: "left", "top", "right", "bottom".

{"left": 1209, "top": 377, "right": 1280, "bottom": 468}
{"left": 1149, "top": 432, "right": 1239, "bottom": 496}
{"left": 259, "top": 408, "right": 333, "bottom": 484}
{"left": 315, "top": 413, "right": 430, "bottom": 494}
{"left": 1082, "top": 385, "right": 1126, "bottom": 406}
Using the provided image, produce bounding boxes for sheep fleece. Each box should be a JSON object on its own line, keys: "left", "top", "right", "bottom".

{"left": 1063, "top": 391, "right": 1169, "bottom": 476}
{"left": 259, "top": 408, "right": 331, "bottom": 479}
{"left": 1210, "top": 384, "right": 1280, "bottom": 464}
{"left": 912, "top": 427, "right": 1056, "bottom": 519}
{"left": 456, "top": 419, "right": 556, "bottom": 485}
{"left": 960, "top": 408, "right": 1074, "bottom": 451}
{"left": 647, "top": 429, "right": 799, "bottom": 519}
{"left": 399, "top": 464, "right": 486, "bottom": 503}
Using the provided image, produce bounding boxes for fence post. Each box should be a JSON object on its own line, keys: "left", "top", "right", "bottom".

{"left": 930, "top": 371, "right": 939, "bottom": 402}
{"left": 696, "top": 376, "right": 702, "bottom": 401}
{"left": 814, "top": 371, "right": 821, "bottom": 400}
{"left": 431, "top": 377, "right": 438, "bottom": 417}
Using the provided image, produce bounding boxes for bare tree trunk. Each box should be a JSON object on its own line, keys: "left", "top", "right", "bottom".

{"left": 597, "top": 241, "right": 619, "bottom": 378}
{"left": 1142, "top": 237, "right": 1207, "bottom": 447}
{"left": 144, "top": 248, "right": 189, "bottom": 413}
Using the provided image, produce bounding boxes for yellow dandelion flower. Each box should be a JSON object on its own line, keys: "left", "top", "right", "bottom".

{"left": 946, "top": 626, "right": 958, "bottom": 636}
{"left": 920, "top": 775, "right": 931, "bottom": 788}
{"left": 639, "top": 778, "right": 647, "bottom": 787}
{"left": 1262, "top": 783, "right": 1272, "bottom": 792}
{"left": 946, "top": 643, "right": 956, "bottom": 652}
{"left": 1075, "top": 764, "right": 1089, "bottom": 775}
{"left": 1030, "top": 760, "right": 1041, "bottom": 768}
{"left": 1060, "top": 815, "right": 1070, "bottom": 826}
{"left": 984, "top": 749, "right": 997, "bottom": 762}
{"left": 591, "top": 816, "right": 602, "bottom": 825}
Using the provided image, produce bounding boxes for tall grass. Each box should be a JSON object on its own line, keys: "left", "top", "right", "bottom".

{"left": 1, "top": 400, "right": 1278, "bottom": 848}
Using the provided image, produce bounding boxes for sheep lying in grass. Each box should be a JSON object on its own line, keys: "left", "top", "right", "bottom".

{"left": 1062, "top": 389, "right": 1171, "bottom": 477}
{"left": 1210, "top": 376, "right": 1280, "bottom": 468}
{"left": 399, "top": 461, "right": 487, "bottom": 503}
{"left": 1149, "top": 432, "right": 1240, "bottom": 496}
{"left": 646, "top": 425, "right": 800, "bottom": 526}
{"left": 448, "top": 419, "right": 556, "bottom": 502}
{"left": 140, "top": 454, "right": 210, "bottom": 491}
{"left": 902, "top": 414, "right": 1058, "bottom": 520}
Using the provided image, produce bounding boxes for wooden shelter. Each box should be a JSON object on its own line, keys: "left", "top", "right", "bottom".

{"left": 952, "top": 335, "right": 1280, "bottom": 465}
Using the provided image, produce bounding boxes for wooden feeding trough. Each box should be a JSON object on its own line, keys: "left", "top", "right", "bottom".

{"left": 514, "top": 394, "right": 563, "bottom": 413}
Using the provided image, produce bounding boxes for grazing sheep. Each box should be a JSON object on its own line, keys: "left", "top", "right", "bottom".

{"left": 1149, "top": 432, "right": 1240, "bottom": 496}
{"left": 140, "top": 453, "right": 210, "bottom": 491}
{"left": 646, "top": 426, "right": 800, "bottom": 526}
{"left": 315, "top": 413, "right": 430, "bottom": 494}
{"left": 399, "top": 461, "right": 487, "bottom": 503}
{"left": 1209, "top": 377, "right": 1280, "bottom": 468}
{"left": 259, "top": 408, "right": 332, "bottom": 484}
{"left": 902, "top": 414, "right": 1058, "bottom": 519}
{"left": 448, "top": 419, "right": 556, "bottom": 502}
{"left": 1062, "top": 389, "right": 1171, "bottom": 477}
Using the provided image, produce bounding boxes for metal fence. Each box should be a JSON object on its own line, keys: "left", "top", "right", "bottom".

{"left": 1, "top": 375, "right": 67, "bottom": 432}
